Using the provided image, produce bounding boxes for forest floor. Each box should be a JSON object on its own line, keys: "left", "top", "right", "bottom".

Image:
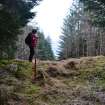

{"left": 1, "top": 56, "right": 105, "bottom": 105}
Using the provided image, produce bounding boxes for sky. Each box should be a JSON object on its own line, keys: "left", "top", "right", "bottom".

{"left": 29, "top": 0, "right": 73, "bottom": 56}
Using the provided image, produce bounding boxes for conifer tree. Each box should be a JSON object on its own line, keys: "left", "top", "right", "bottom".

{"left": 37, "top": 32, "right": 54, "bottom": 60}
{"left": 0, "top": 0, "right": 41, "bottom": 59}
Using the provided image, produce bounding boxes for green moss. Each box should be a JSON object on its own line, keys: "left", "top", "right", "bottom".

{"left": 24, "top": 83, "right": 41, "bottom": 95}
{"left": 15, "top": 61, "right": 32, "bottom": 79}
{"left": 0, "top": 59, "right": 41, "bottom": 104}
{"left": 95, "top": 79, "right": 105, "bottom": 89}
{"left": 0, "top": 60, "right": 12, "bottom": 68}
{"left": 1, "top": 57, "right": 105, "bottom": 105}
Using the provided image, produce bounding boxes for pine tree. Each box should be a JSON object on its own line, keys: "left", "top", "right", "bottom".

{"left": 44, "top": 36, "right": 54, "bottom": 60}
{"left": 0, "top": 0, "right": 41, "bottom": 59}
{"left": 37, "top": 32, "right": 55, "bottom": 60}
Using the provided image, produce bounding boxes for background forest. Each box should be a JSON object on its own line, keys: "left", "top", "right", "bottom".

{"left": 59, "top": 0, "right": 105, "bottom": 60}
{"left": 1, "top": 0, "right": 105, "bottom": 60}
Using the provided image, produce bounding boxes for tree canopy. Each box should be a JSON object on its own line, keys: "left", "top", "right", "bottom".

{"left": 79, "top": 0, "right": 105, "bottom": 27}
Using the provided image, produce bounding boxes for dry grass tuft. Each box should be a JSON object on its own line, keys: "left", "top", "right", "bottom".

{"left": 64, "top": 61, "right": 79, "bottom": 70}
{"left": 46, "top": 65, "right": 60, "bottom": 77}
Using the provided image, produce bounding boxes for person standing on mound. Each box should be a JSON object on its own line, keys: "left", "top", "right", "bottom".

{"left": 25, "top": 29, "right": 38, "bottom": 62}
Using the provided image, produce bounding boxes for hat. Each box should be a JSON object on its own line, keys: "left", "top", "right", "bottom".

{"left": 32, "top": 29, "right": 37, "bottom": 34}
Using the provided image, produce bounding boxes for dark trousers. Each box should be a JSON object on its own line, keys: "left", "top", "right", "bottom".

{"left": 29, "top": 46, "right": 34, "bottom": 62}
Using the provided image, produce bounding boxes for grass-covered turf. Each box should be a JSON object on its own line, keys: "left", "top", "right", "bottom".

{"left": 0, "top": 59, "right": 41, "bottom": 105}
{"left": 1, "top": 56, "right": 105, "bottom": 105}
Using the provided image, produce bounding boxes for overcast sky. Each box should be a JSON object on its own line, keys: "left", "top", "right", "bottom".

{"left": 29, "top": 0, "right": 73, "bottom": 56}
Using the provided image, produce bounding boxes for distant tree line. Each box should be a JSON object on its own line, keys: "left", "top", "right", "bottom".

{"left": 16, "top": 26, "right": 54, "bottom": 60}
{"left": 37, "top": 32, "right": 54, "bottom": 60}
{"left": 59, "top": 0, "right": 105, "bottom": 59}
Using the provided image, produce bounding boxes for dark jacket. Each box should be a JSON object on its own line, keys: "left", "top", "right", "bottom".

{"left": 25, "top": 32, "right": 38, "bottom": 47}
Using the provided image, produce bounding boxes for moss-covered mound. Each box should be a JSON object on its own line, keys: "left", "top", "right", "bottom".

{"left": 1, "top": 56, "right": 105, "bottom": 105}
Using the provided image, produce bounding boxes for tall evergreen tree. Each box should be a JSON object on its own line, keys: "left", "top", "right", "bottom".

{"left": 0, "top": 0, "right": 41, "bottom": 59}
{"left": 44, "top": 36, "right": 54, "bottom": 60}
{"left": 37, "top": 32, "right": 54, "bottom": 60}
